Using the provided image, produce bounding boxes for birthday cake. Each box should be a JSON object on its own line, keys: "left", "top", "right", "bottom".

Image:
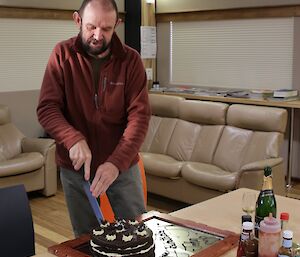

{"left": 90, "top": 219, "right": 155, "bottom": 257}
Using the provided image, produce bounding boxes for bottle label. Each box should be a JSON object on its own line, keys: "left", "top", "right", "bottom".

{"left": 260, "top": 189, "right": 273, "bottom": 197}
{"left": 241, "top": 232, "right": 250, "bottom": 241}
{"left": 282, "top": 239, "right": 292, "bottom": 248}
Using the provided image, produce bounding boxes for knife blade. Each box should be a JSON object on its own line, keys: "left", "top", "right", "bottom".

{"left": 82, "top": 180, "right": 103, "bottom": 224}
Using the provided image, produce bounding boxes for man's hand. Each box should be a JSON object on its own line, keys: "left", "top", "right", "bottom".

{"left": 69, "top": 139, "right": 91, "bottom": 180}
{"left": 90, "top": 162, "right": 119, "bottom": 197}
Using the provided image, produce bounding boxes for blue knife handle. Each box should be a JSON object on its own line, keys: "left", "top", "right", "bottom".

{"left": 83, "top": 181, "right": 103, "bottom": 224}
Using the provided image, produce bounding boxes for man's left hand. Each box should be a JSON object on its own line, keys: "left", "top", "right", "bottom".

{"left": 90, "top": 162, "right": 119, "bottom": 197}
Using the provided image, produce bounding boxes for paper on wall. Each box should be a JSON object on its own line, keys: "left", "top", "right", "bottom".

{"left": 140, "top": 26, "right": 157, "bottom": 59}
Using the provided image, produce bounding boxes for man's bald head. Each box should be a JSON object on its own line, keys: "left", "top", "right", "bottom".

{"left": 78, "top": 0, "right": 119, "bottom": 20}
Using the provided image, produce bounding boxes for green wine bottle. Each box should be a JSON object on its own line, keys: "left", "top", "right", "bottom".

{"left": 254, "top": 166, "right": 277, "bottom": 237}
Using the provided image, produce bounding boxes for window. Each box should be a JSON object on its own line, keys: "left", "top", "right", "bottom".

{"left": 170, "top": 18, "right": 294, "bottom": 90}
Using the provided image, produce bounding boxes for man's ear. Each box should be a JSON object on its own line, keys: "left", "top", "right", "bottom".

{"left": 73, "top": 11, "right": 81, "bottom": 28}
{"left": 114, "top": 18, "right": 122, "bottom": 29}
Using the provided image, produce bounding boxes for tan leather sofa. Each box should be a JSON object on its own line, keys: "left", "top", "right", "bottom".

{"left": 140, "top": 94, "right": 288, "bottom": 204}
{"left": 0, "top": 105, "right": 57, "bottom": 196}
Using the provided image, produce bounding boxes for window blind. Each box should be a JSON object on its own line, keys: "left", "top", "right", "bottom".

{"left": 0, "top": 18, "right": 77, "bottom": 92}
{"left": 170, "top": 18, "right": 294, "bottom": 90}
{"left": 0, "top": 18, "right": 124, "bottom": 92}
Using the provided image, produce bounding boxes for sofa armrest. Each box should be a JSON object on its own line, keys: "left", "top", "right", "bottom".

{"left": 21, "top": 138, "right": 55, "bottom": 156}
{"left": 240, "top": 158, "right": 283, "bottom": 171}
{"left": 237, "top": 159, "right": 286, "bottom": 196}
{"left": 21, "top": 138, "right": 57, "bottom": 196}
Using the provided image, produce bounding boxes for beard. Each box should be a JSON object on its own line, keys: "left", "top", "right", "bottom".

{"left": 79, "top": 28, "right": 111, "bottom": 57}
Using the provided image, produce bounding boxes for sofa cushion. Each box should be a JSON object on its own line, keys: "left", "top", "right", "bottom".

{"left": 190, "top": 125, "right": 224, "bottom": 164}
{"left": 140, "top": 152, "right": 184, "bottom": 178}
{"left": 0, "top": 105, "right": 10, "bottom": 125}
{"left": 227, "top": 104, "right": 287, "bottom": 133}
{"left": 0, "top": 152, "right": 44, "bottom": 177}
{"left": 179, "top": 100, "right": 228, "bottom": 125}
{"left": 213, "top": 126, "right": 253, "bottom": 173}
{"left": 142, "top": 116, "right": 178, "bottom": 154}
{"left": 181, "top": 162, "right": 238, "bottom": 192}
{"left": 0, "top": 124, "right": 24, "bottom": 161}
{"left": 149, "top": 94, "right": 184, "bottom": 118}
{"left": 167, "top": 119, "right": 200, "bottom": 161}
{"left": 242, "top": 131, "right": 283, "bottom": 166}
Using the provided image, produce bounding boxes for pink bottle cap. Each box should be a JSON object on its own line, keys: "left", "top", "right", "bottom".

{"left": 259, "top": 213, "right": 281, "bottom": 233}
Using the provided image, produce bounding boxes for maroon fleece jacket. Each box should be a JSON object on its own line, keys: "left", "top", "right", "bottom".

{"left": 37, "top": 33, "right": 150, "bottom": 174}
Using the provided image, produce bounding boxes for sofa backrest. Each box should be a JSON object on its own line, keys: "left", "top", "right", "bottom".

{"left": 167, "top": 100, "right": 228, "bottom": 163}
{"left": 0, "top": 105, "right": 24, "bottom": 161}
{"left": 141, "top": 94, "right": 229, "bottom": 163}
{"left": 149, "top": 94, "right": 184, "bottom": 118}
{"left": 141, "top": 94, "right": 184, "bottom": 153}
{"left": 212, "top": 104, "right": 287, "bottom": 173}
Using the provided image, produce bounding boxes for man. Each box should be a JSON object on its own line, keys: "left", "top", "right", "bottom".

{"left": 37, "top": 0, "right": 150, "bottom": 237}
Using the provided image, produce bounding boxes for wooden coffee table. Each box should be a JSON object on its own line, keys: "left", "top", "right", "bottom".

{"left": 171, "top": 188, "right": 300, "bottom": 257}
{"left": 34, "top": 188, "right": 300, "bottom": 257}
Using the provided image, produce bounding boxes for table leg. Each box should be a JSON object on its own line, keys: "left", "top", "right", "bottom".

{"left": 287, "top": 107, "right": 294, "bottom": 188}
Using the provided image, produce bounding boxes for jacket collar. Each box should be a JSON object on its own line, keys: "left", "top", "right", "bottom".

{"left": 73, "top": 32, "right": 126, "bottom": 60}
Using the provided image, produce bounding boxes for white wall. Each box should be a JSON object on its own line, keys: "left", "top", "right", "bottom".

{"left": 0, "top": 19, "right": 124, "bottom": 93}
{"left": 0, "top": 0, "right": 124, "bottom": 12}
{"left": 157, "top": 0, "right": 300, "bottom": 13}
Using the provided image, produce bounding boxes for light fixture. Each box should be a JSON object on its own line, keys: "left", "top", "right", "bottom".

{"left": 146, "top": 0, "right": 155, "bottom": 4}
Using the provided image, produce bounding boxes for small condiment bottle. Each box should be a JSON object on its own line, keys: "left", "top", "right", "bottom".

{"left": 243, "top": 223, "right": 258, "bottom": 257}
{"left": 236, "top": 216, "right": 252, "bottom": 257}
{"left": 258, "top": 213, "right": 281, "bottom": 257}
{"left": 237, "top": 222, "right": 253, "bottom": 257}
{"left": 280, "top": 212, "right": 289, "bottom": 231}
{"left": 278, "top": 230, "right": 293, "bottom": 257}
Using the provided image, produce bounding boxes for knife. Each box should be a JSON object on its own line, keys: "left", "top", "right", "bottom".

{"left": 82, "top": 180, "right": 103, "bottom": 224}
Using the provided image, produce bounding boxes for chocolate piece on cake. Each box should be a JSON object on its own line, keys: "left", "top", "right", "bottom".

{"left": 90, "top": 219, "right": 155, "bottom": 257}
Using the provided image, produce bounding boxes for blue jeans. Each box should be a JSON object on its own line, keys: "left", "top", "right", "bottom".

{"left": 60, "top": 164, "right": 146, "bottom": 237}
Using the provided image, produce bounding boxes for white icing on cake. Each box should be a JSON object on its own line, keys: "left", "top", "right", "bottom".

{"left": 93, "top": 229, "right": 104, "bottom": 236}
{"left": 106, "top": 234, "right": 116, "bottom": 241}
{"left": 122, "top": 234, "right": 133, "bottom": 242}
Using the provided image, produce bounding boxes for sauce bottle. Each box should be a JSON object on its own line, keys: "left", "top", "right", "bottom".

{"left": 237, "top": 222, "right": 254, "bottom": 257}
{"left": 243, "top": 222, "right": 258, "bottom": 257}
{"left": 258, "top": 213, "right": 281, "bottom": 257}
{"left": 280, "top": 212, "right": 289, "bottom": 232}
{"left": 278, "top": 230, "right": 293, "bottom": 257}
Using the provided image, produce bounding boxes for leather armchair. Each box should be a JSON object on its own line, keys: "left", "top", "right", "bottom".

{"left": 0, "top": 105, "right": 57, "bottom": 196}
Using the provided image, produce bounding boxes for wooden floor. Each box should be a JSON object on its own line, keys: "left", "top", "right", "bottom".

{"left": 29, "top": 180, "right": 300, "bottom": 255}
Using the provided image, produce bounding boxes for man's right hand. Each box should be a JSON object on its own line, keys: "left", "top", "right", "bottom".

{"left": 69, "top": 139, "right": 91, "bottom": 180}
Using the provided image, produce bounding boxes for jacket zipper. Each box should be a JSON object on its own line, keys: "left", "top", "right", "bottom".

{"left": 94, "top": 93, "right": 99, "bottom": 110}
{"left": 103, "top": 76, "right": 107, "bottom": 92}
{"left": 94, "top": 75, "right": 107, "bottom": 110}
